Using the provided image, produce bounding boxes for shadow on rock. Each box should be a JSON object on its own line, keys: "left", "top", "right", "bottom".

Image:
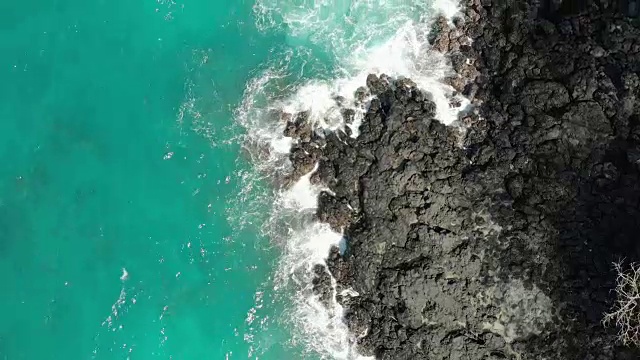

{"left": 459, "top": 0, "right": 640, "bottom": 358}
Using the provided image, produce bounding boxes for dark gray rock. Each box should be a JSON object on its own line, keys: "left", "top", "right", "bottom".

{"left": 316, "top": 191, "right": 354, "bottom": 231}
{"left": 311, "top": 264, "right": 334, "bottom": 310}
{"left": 319, "top": 68, "right": 638, "bottom": 358}
{"left": 284, "top": 1, "right": 640, "bottom": 359}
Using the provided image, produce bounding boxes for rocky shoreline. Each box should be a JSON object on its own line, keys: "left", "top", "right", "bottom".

{"left": 285, "top": 0, "right": 640, "bottom": 359}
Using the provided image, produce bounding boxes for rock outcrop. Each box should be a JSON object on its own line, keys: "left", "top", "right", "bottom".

{"left": 286, "top": 0, "right": 640, "bottom": 358}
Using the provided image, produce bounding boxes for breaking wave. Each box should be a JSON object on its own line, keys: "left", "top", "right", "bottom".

{"left": 236, "top": 0, "right": 465, "bottom": 358}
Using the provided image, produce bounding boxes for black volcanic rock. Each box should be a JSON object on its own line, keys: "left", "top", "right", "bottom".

{"left": 290, "top": 1, "right": 640, "bottom": 359}
{"left": 316, "top": 191, "right": 354, "bottom": 231}
{"left": 311, "top": 263, "right": 334, "bottom": 310}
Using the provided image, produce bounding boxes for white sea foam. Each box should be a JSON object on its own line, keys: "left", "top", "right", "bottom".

{"left": 238, "top": 0, "right": 467, "bottom": 358}
{"left": 253, "top": 0, "right": 465, "bottom": 127}
{"left": 236, "top": 71, "right": 374, "bottom": 359}
{"left": 433, "top": 0, "right": 462, "bottom": 22}
{"left": 276, "top": 218, "right": 359, "bottom": 359}
{"left": 281, "top": 164, "right": 321, "bottom": 211}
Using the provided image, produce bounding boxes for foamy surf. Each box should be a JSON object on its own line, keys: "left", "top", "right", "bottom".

{"left": 237, "top": 0, "right": 467, "bottom": 358}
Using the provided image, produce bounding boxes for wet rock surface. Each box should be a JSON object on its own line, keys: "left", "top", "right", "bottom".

{"left": 311, "top": 263, "right": 335, "bottom": 310}
{"left": 283, "top": 111, "right": 327, "bottom": 183}
{"left": 284, "top": 0, "right": 640, "bottom": 359}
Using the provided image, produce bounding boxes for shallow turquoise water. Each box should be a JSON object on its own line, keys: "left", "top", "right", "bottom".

{"left": 0, "top": 1, "right": 302, "bottom": 359}
{"left": 0, "top": 0, "right": 449, "bottom": 358}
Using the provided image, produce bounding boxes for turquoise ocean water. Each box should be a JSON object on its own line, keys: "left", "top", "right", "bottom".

{"left": 0, "top": 0, "right": 451, "bottom": 359}
{"left": 0, "top": 1, "right": 299, "bottom": 358}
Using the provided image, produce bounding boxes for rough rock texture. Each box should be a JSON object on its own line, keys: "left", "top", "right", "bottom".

{"left": 296, "top": 0, "right": 640, "bottom": 359}
{"left": 284, "top": 111, "right": 327, "bottom": 183}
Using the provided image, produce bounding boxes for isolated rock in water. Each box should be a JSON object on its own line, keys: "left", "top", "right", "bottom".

{"left": 300, "top": 0, "right": 640, "bottom": 358}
